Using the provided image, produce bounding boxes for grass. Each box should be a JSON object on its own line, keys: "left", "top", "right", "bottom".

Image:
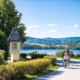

{"left": 26, "top": 64, "right": 58, "bottom": 80}
{"left": 7, "top": 57, "right": 31, "bottom": 62}
{"left": 57, "top": 57, "right": 80, "bottom": 60}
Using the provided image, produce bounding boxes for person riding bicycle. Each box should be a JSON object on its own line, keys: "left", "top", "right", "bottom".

{"left": 65, "top": 49, "right": 71, "bottom": 59}
{"left": 63, "top": 53, "right": 69, "bottom": 66}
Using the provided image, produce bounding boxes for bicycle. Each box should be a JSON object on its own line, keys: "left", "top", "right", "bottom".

{"left": 63, "top": 59, "right": 69, "bottom": 68}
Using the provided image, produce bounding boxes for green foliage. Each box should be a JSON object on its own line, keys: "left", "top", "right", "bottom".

{"left": 44, "top": 56, "right": 56, "bottom": 66}
{"left": 31, "top": 53, "right": 47, "bottom": 59}
{"left": 74, "top": 53, "right": 80, "bottom": 58}
{"left": 55, "top": 50, "right": 74, "bottom": 58}
{"left": 0, "top": 63, "right": 26, "bottom": 80}
{"left": 27, "top": 51, "right": 37, "bottom": 56}
{"left": 21, "top": 43, "right": 65, "bottom": 49}
{"left": 0, "top": 54, "right": 4, "bottom": 65}
{"left": 0, "top": 0, "right": 28, "bottom": 42}
{"left": 0, "top": 29, "right": 9, "bottom": 60}
{"left": 0, "top": 65, "right": 14, "bottom": 80}
{"left": 20, "top": 53, "right": 27, "bottom": 58}
{"left": 17, "top": 23, "right": 29, "bottom": 43}
{"left": 70, "top": 51, "right": 74, "bottom": 57}
{"left": 55, "top": 50, "right": 65, "bottom": 58}
{"left": 0, "top": 59, "right": 51, "bottom": 79}
{"left": 21, "top": 59, "right": 51, "bottom": 75}
{"left": 27, "top": 51, "right": 47, "bottom": 59}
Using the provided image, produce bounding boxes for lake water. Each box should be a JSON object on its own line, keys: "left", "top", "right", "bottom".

{"left": 20, "top": 49, "right": 80, "bottom": 55}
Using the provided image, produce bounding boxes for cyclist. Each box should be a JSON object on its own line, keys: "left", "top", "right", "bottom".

{"left": 65, "top": 49, "right": 71, "bottom": 59}
{"left": 63, "top": 53, "right": 69, "bottom": 66}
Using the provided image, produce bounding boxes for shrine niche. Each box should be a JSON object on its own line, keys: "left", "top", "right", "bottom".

{"left": 8, "top": 27, "right": 22, "bottom": 62}
{"left": 12, "top": 44, "right": 17, "bottom": 50}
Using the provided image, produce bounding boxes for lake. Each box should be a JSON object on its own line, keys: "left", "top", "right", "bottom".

{"left": 21, "top": 49, "right": 80, "bottom": 55}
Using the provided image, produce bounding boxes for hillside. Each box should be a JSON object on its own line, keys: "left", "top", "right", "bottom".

{"left": 21, "top": 40, "right": 80, "bottom": 50}
{"left": 27, "top": 37, "right": 80, "bottom": 44}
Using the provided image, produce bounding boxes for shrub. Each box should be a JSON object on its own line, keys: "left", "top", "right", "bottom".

{"left": 0, "top": 54, "right": 4, "bottom": 65}
{"left": 20, "top": 53, "right": 27, "bottom": 58}
{"left": 0, "top": 59, "right": 51, "bottom": 79}
{"left": 55, "top": 50, "right": 65, "bottom": 58}
{"left": 8, "top": 63, "right": 26, "bottom": 79}
{"left": 0, "top": 50, "right": 5, "bottom": 57}
{"left": 55, "top": 50, "right": 74, "bottom": 58}
{"left": 0, "top": 65, "right": 14, "bottom": 80}
{"left": 22, "top": 59, "right": 51, "bottom": 74}
{"left": 74, "top": 53, "right": 80, "bottom": 58}
{"left": 31, "top": 53, "right": 47, "bottom": 59}
{"left": 44, "top": 56, "right": 56, "bottom": 66}
{"left": 27, "top": 51, "right": 38, "bottom": 56}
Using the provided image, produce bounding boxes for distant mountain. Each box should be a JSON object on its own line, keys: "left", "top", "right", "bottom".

{"left": 26, "top": 37, "right": 80, "bottom": 44}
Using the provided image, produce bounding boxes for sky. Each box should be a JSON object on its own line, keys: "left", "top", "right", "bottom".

{"left": 13, "top": 0, "right": 80, "bottom": 38}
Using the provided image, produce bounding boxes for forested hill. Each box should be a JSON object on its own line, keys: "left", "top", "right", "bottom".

{"left": 27, "top": 37, "right": 80, "bottom": 44}
{"left": 21, "top": 40, "right": 80, "bottom": 50}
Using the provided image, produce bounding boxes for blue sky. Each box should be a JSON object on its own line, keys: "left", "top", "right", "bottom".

{"left": 13, "top": 0, "right": 80, "bottom": 38}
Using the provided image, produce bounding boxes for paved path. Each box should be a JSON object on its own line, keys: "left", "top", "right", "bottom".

{"left": 34, "top": 59, "right": 80, "bottom": 80}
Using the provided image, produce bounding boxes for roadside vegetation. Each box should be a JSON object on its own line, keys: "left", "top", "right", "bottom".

{"left": 56, "top": 50, "right": 80, "bottom": 60}
{"left": 0, "top": 51, "right": 58, "bottom": 80}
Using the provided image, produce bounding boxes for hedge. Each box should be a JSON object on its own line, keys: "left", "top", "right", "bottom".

{"left": 44, "top": 56, "right": 56, "bottom": 66}
{"left": 20, "top": 53, "right": 27, "bottom": 58}
{"left": 0, "top": 59, "right": 51, "bottom": 80}
{"left": 31, "top": 53, "right": 47, "bottom": 59}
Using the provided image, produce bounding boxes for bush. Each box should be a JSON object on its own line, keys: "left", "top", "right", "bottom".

{"left": 0, "top": 65, "right": 14, "bottom": 80}
{"left": 44, "top": 56, "right": 56, "bottom": 66}
{"left": 0, "top": 63, "right": 26, "bottom": 80}
{"left": 0, "top": 54, "right": 4, "bottom": 65}
{"left": 0, "top": 59, "right": 51, "bottom": 79}
{"left": 55, "top": 50, "right": 74, "bottom": 58}
{"left": 21, "top": 59, "right": 51, "bottom": 74}
{"left": 20, "top": 53, "right": 27, "bottom": 58}
{"left": 74, "top": 53, "right": 80, "bottom": 58}
{"left": 31, "top": 53, "right": 47, "bottom": 59}
{"left": 55, "top": 50, "right": 65, "bottom": 58}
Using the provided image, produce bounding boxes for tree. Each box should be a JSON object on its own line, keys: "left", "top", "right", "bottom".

{"left": 0, "top": 0, "right": 28, "bottom": 42}
{"left": 0, "top": 29, "right": 9, "bottom": 60}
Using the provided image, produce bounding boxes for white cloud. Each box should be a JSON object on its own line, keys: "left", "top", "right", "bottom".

{"left": 48, "top": 30, "right": 57, "bottom": 33}
{"left": 74, "top": 24, "right": 79, "bottom": 27}
{"left": 28, "top": 25, "right": 40, "bottom": 28}
{"left": 69, "top": 26, "right": 73, "bottom": 28}
{"left": 72, "top": 32, "right": 75, "bottom": 34}
{"left": 48, "top": 24, "right": 57, "bottom": 26}
{"left": 57, "top": 27, "right": 59, "bottom": 28}
{"left": 63, "top": 31, "right": 66, "bottom": 33}
{"left": 25, "top": 30, "right": 32, "bottom": 33}
{"left": 31, "top": 35, "right": 42, "bottom": 38}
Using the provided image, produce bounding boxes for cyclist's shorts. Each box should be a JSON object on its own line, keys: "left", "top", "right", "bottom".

{"left": 63, "top": 59, "right": 69, "bottom": 61}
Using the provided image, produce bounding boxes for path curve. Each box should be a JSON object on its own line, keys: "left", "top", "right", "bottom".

{"left": 33, "top": 59, "right": 80, "bottom": 80}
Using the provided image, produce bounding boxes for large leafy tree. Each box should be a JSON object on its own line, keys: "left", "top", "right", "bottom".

{"left": 0, "top": 29, "right": 9, "bottom": 60}
{"left": 0, "top": 0, "right": 28, "bottom": 42}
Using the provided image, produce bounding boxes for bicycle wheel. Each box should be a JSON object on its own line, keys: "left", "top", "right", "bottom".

{"left": 64, "top": 61, "right": 66, "bottom": 68}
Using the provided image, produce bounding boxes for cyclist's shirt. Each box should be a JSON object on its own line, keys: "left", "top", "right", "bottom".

{"left": 66, "top": 51, "right": 70, "bottom": 55}
{"left": 64, "top": 55, "right": 69, "bottom": 60}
